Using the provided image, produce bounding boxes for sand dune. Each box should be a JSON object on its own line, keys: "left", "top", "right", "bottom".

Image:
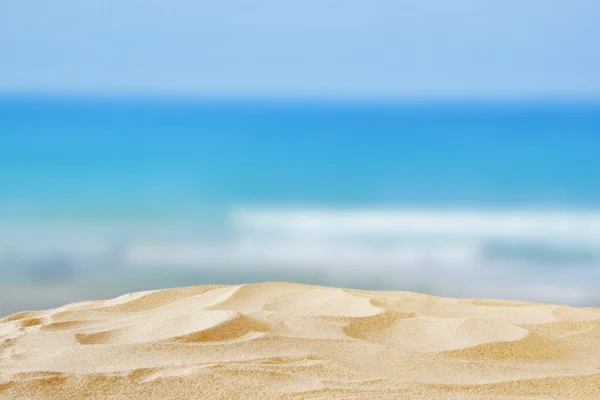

{"left": 1, "top": 282, "right": 600, "bottom": 399}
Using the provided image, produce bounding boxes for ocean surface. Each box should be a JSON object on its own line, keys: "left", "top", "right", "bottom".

{"left": 1, "top": 97, "right": 600, "bottom": 315}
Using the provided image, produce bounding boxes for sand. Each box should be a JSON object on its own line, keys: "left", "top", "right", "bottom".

{"left": 1, "top": 282, "right": 600, "bottom": 399}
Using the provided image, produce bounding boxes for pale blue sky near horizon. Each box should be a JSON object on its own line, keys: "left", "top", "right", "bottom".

{"left": 1, "top": 0, "right": 600, "bottom": 98}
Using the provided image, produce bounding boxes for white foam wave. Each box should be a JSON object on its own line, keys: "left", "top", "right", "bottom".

{"left": 2, "top": 208, "right": 600, "bottom": 280}
{"left": 232, "top": 209, "right": 600, "bottom": 241}
{"left": 124, "top": 240, "right": 480, "bottom": 271}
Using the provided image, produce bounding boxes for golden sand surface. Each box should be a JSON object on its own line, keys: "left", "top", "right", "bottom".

{"left": 1, "top": 282, "right": 600, "bottom": 399}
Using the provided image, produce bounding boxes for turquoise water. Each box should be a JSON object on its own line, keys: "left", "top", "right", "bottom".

{"left": 1, "top": 97, "right": 600, "bottom": 314}
{"left": 2, "top": 98, "right": 600, "bottom": 210}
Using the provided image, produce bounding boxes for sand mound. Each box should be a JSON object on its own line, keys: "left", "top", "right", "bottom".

{"left": 1, "top": 282, "right": 600, "bottom": 399}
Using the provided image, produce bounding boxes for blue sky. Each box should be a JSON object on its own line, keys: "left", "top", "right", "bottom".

{"left": 1, "top": 0, "right": 599, "bottom": 98}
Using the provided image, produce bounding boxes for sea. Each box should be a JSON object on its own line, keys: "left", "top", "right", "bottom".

{"left": 1, "top": 96, "right": 600, "bottom": 316}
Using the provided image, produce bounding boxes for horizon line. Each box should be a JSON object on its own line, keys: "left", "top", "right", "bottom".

{"left": 2, "top": 90, "right": 600, "bottom": 105}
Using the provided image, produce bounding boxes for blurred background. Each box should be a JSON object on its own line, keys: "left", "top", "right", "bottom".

{"left": 1, "top": 1, "right": 600, "bottom": 316}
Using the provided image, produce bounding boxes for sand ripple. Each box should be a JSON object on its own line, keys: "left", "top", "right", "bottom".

{"left": 1, "top": 282, "right": 600, "bottom": 399}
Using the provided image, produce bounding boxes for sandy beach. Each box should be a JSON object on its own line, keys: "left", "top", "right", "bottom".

{"left": 1, "top": 282, "right": 600, "bottom": 399}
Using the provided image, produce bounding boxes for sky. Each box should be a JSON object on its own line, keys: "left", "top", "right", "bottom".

{"left": 1, "top": 0, "right": 600, "bottom": 98}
